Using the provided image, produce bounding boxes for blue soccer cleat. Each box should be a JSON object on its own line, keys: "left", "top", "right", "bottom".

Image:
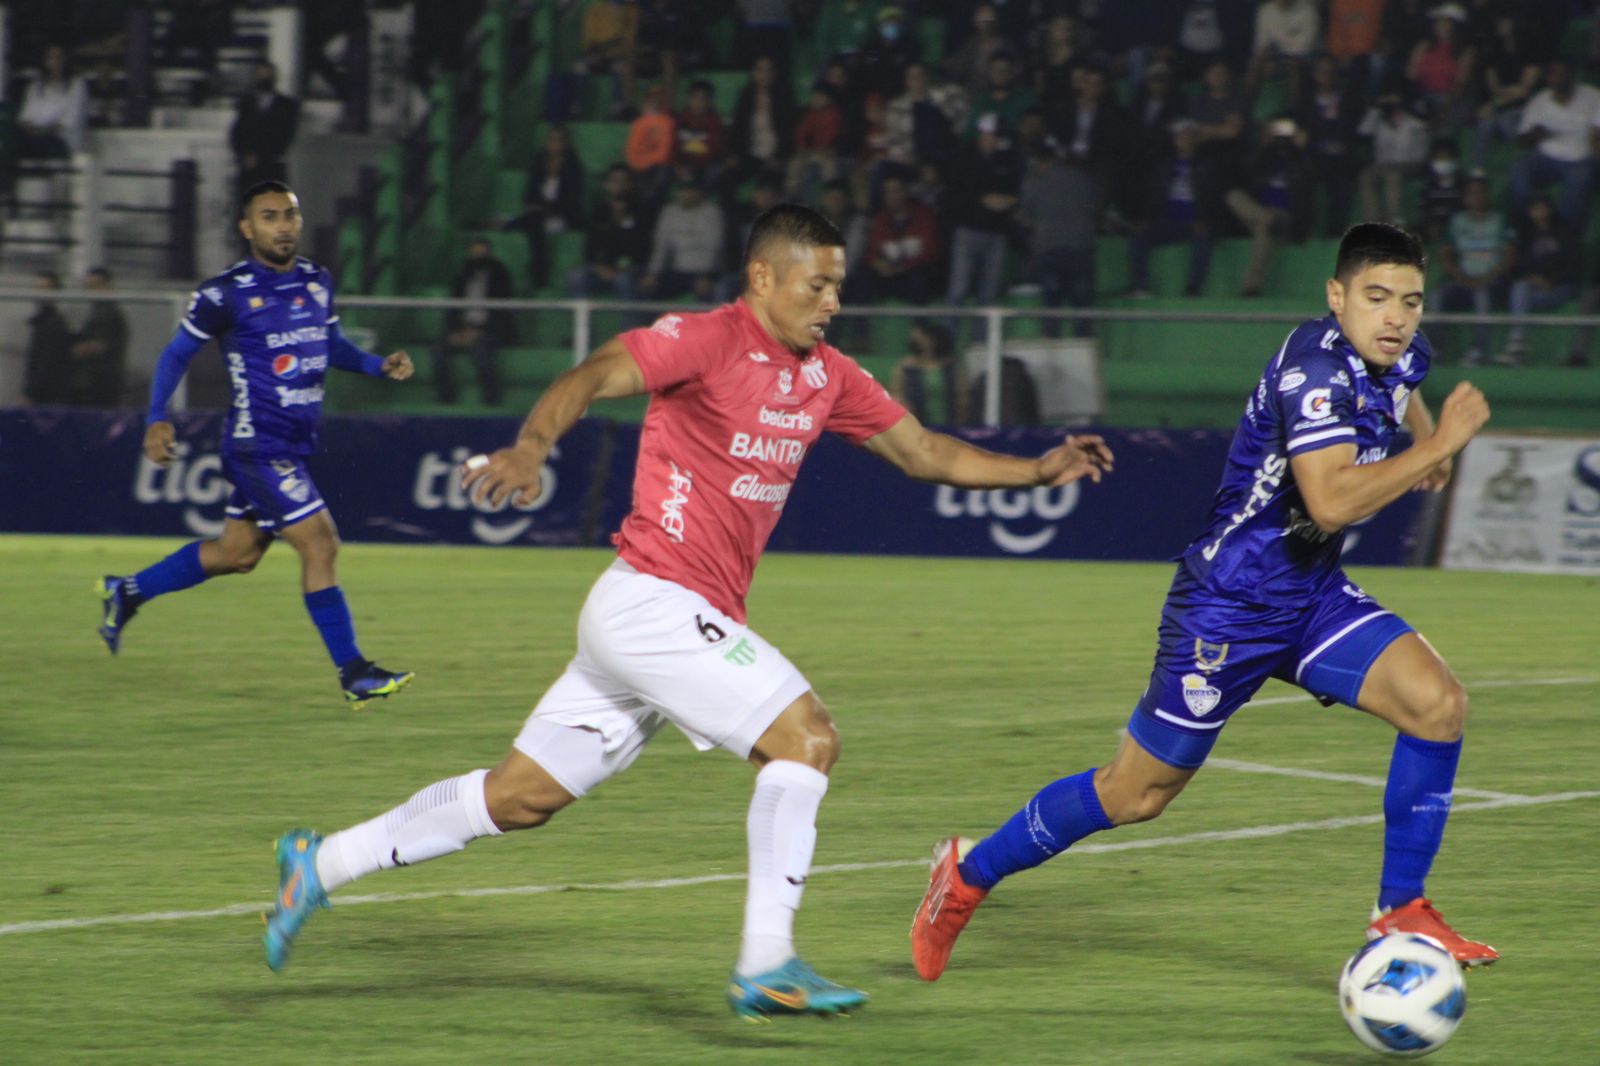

{"left": 95, "top": 575, "right": 139, "bottom": 654}
{"left": 263, "top": 829, "right": 329, "bottom": 972}
{"left": 339, "top": 658, "right": 415, "bottom": 710}
{"left": 726, "top": 958, "right": 868, "bottom": 1021}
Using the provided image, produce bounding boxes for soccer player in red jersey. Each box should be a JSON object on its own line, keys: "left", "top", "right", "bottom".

{"left": 263, "top": 205, "right": 1114, "bottom": 1017}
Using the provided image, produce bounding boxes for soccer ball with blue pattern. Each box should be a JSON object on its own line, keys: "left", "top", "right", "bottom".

{"left": 1339, "top": 932, "right": 1466, "bottom": 1057}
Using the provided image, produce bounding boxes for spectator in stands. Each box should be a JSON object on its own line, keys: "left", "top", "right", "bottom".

{"left": 673, "top": 79, "right": 727, "bottom": 184}
{"left": 1500, "top": 195, "right": 1579, "bottom": 367}
{"left": 1033, "top": 15, "right": 1092, "bottom": 105}
{"left": 863, "top": 170, "right": 942, "bottom": 305}
{"left": 432, "top": 238, "right": 514, "bottom": 407}
{"left": 814, "top": 0, "right": 880, "bottom": 64}
{"left": 884, "top": 62, "right": 967, "bottom": 171}
{"left": 892, "top": 321, "right": 967, "bottom": 426}
{"left": 1510, "top": 58, "right": 1600, "bottom": 226}
{"left": 736, "top": 0, "right": 796, "bottom": 76}
{"left": 943, "top": 114, "right": 1021, "bottom": 339}
{"left": 1226, "top": 116, "right": 1316, "bottom": 298}
{"left": 787, "top": 85, "right": 845, "bottom": 201}
{"left": 1357, "top": 91, "right": 1431, "bottom": 223}
{"left": 723, "top": 176, "right": 785, "bottom": 290}
{"left": 569, "top": 165, "right": 651, "bottom": 302}
{"left": 230, "top": 61, "right": 300, "bottom": 194}
{"left": 1431, "top": 170, "right": 1514, "bottom": 365}
{"left": 1191, "top": 59, "right": 1252, "bottom": 232}
{"left": 1127, "top": 120, "right": 1215, "bottom": 299}
{"left": 1175, "top": 0, "right": 1229, "bottom": 81}
{"left": 626, "top": 84, "right": 678, "bottom": 208}
{"left": 1019, "top": 146, "right": 1098, "bottom": 338}
{"left": 817, "top": 178, "right": 869, "bottom": 277}
{"left": 1418, "top": 138, "right": 1467, "bottom": 242}
{"left": 1114, "top": 61, "right": 1186, "bottom": 227}
{"left": 23, "top": 272, "right": 72, "bottom": 406}
{"left": 581, "top": 0, "right": 641, "bottom": 118}
{"left": 521, "top": 125, "right": 586, "bottom": 291}
{"left": 15, "top": 43, "right": 88, "bottom": 159}
{"left": 817, "top": 59, "right": 867, "bottom": 159}
{"left": 1404, "top": 4, "right": 1476, "bottom": 135}
{"left": 637, "top": 0, "right": 703, "bottom": 107}
{"left": 1249, "top": 0, "right": 1320, "bottom": 92}
{"left": 1326, "top": 0, "right": 1387, "bottom": 68}
{"left": 641, "top": 174, "right": 725, "bottom": 302}
{"left": 1054, "top": 64, "right": 1122, "bottom": 181}
{"left": 728, "top": 55, "right": 797, "bottom": 190}
{"left": 1295, "top": 54, "right": 1365, "bottom": 238}
{"left": 966, "top": 51, "right": 1038, "bottom": 141}
{"left": 1472, "top": 13, "right": 1544, "bottom": 166}
{"left": 855, "top": 6, "right": 920, "bottom": 101}
{"left": 67, "top": 267, "right": 127, "bottom": 408}
{"left": 945, "top": 4, "right": 1020, "bottom": 97}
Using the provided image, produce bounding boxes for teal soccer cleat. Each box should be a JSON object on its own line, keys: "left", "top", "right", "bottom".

{"left": 726, "top": 958, "right": 868, "bottom": 1021}
{"left": 338, "top": 659, "right": 415, "bottom": 710}
{"left": 263, "top": 829, "right": 329, "bottom": 972}
{"left": 96, "top": 575, "right": 139, "bottom": 654}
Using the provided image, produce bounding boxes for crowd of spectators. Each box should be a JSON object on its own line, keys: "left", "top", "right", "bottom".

{"left": 542, "top": 0, "right": 1600, "bottom": 365}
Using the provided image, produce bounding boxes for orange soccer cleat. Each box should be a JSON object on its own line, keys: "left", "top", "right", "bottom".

{"left": 1368, "top": 898, "right": 1499, "bottom": 968}
{"left": 910, "top": 837, "right": 989, "bottom": 981}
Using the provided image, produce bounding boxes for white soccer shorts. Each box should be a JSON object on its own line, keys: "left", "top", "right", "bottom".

{"left": 513, "top": 559, "right": 812, "bottom": 796}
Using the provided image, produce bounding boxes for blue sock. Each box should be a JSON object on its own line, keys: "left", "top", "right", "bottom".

{"left": 958, "top": 769, "right": 1114, "bottom": 891}
{"left": 128, "top": 541, "right": 208, "bottom": 603}
{"left": 304, "top": 586, "right": 363, "bottom": 669}
{"left": 1378, "top": 733, "right": 1463, "bottom": 912}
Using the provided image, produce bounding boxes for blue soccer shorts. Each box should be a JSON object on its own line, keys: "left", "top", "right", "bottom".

{"left": 221, "top": 453, "right": 328, "bottom": 532}
{"left": 1128, "top": 568, "right": 1414, "bottom": 770}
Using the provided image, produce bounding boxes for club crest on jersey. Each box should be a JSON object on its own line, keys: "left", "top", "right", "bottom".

{"left": 778, "top": 368, "right": 794, "bottom": 394}
{"left": 801, "top": 357, "right": 827, "bottom": 389}
{"left": 272, "top": 354, "right": 300, "bottom": 377}
{"left": 1193, "top": 639, "right": 1229, "bottom": 673}
{"left": 747, "top": 350, "right": 770, "bottom": 362}
{"left": 306, "top": 281, "right": 329, "bottom": 308}
{"left": 1181, "top": 673, "right": 1222, "bottom": 716}
{"left": 650, "top": 314, "right": 683, "bottom": 339}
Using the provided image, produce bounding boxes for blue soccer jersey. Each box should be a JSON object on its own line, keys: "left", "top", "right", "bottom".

{"left": 1179, "top": 315, "right": 1433, "bottom": 606}
{"left": 180, "top": 257, "right": 341, "bottom": 456}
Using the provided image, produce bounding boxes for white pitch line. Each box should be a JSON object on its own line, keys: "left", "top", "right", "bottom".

{"left": 1205, "top": 758, "right": 1517, "bottom": 800}
{"left": 4, "top": 790, "right": 1596, "bottom": 940}
{"left": 1242, "top": 674, "right": 1599, "bottom": 709}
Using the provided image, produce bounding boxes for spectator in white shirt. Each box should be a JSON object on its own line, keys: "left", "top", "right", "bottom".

{"left": 1357, "top": 93, "right": 1431, "bottom": 223}
{"left": 16, "top": 44, "right": 89, "bottom": 158}
{"left": 1510, "top": 58, "right": 1600, "bottom": 224}
{"left": 1249, "top": 0, "right": 1319, "bottom": 91}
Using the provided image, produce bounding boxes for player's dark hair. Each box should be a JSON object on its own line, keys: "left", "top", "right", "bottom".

{"left": 743, "top": 203, "right": 845, "bottom": 267}
{"left": 239, "top": 180, "right": 294, "bottom": 218}
{"left": 1335, "top": 223, "right": 1426, "bottom": 283}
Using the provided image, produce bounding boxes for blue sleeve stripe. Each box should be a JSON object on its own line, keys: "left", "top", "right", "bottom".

{"left": 180, "top": 318, "right": 211, "bottom": 340}
{"left": 1287, "top": 426, "right": 1357, "bottom": 451}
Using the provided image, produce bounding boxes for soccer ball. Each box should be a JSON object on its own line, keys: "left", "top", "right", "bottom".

{"left": 1339, "top": 932, "right": 1466, "bottom": 1057}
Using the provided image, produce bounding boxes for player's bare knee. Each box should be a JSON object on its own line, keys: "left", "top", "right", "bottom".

{"left": 231, "top": 547, "right": 266, "bottom": 574}
{"left": 800, "top": 715, "right": 842, "bottom": 772}
{"left": 483, "top": 775, "right": 557, "bottom": 831}
{"left": 1419, "top": 680, "right": 1468, "bottom": 741}
{"left": 1107, "top": 785, "right": 1177, "bottom": 826}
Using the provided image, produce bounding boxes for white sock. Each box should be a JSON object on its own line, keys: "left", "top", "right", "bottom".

{"left": 314, "top": 769, "right": 502, "bottom": 893}
{"left": 735, "top": 760, "right": 828, "bottom": 977}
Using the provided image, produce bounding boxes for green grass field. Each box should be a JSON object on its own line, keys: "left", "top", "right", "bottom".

{"left": 3, "top": 536, "right": 1596, "bottom": 1064}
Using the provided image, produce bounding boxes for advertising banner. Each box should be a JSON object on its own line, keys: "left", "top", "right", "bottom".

{"left": 1, "top": 411, "right": 1427, "bottom": 567}
{"left": 1440, "top": 433, "right": 1600, "bottom": 575}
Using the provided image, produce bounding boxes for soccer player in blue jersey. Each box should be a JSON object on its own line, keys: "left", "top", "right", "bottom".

{"left": 912, "top": 223, "right": 1500, "bottom": 978}
{"left": 96, "top": 181, "right": 417, "bottom": 709}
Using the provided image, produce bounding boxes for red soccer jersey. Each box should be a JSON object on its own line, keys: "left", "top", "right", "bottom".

{"left": 616, "top": 299, "right": 907, "bottom": 621}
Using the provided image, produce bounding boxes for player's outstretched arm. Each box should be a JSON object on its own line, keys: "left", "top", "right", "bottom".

{"left": 862, "top": 413, "right": 1114, "bottom": 489}
{"left": 463, "top": 338, "right": 646, "bottom": 507}
{"left": 1293, "top": 381, "right": 1489, "bottom": 532}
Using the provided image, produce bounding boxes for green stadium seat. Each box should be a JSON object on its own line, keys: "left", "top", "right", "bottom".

{"left": 568, "top": 121, "right": 631, "bottom": 173}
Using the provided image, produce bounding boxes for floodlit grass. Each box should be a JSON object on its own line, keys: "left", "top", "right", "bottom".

{"left": 3, "top": 536, "right": 1596, "bottom": 1064}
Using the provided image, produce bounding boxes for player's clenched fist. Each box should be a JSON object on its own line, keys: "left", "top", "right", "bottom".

{"left": 1433, "top": 382, "right": 1490, "bottom": 453}
{"left": 460, "top": 442, "right": 544, "bottom": 508}
{"left": 143, "top": 421, "right": 178, "bottom": 466}
{"left": 382, "top": 351, "right": 414, "bottom": 380}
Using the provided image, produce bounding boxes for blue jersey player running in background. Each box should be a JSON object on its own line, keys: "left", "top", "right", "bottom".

{"left": 97, "top": 181, "right": 417, "bottom": 709}
{"left": 911, "top": 223, "right": 1499, "bottom": 978}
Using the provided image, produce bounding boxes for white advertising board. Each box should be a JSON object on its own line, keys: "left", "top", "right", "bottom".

{"left": 1440, "top": 433, "right": 1600, "bottom": 575}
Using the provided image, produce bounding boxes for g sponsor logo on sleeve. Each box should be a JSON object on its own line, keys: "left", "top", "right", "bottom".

{"left": 1301, "top": 388, "right": 1332, "bottom": 420}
